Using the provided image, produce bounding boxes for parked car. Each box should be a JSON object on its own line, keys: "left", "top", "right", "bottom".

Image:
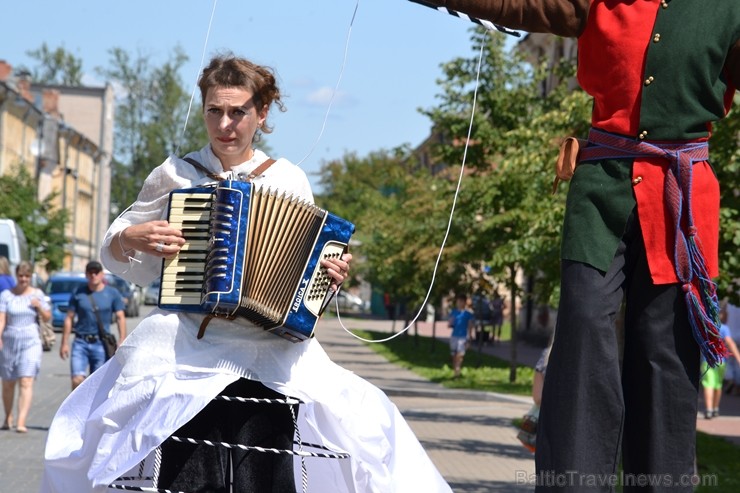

{"left": 44, "top": 272, "right": 87, "bottom": 328}
{"left": 327, "top": 291, "right": 367, "bottom": 314}
{"left": 143, "top": 279, "right": 161, "bottom": 305}
{"left": 105, "top": 273, "right": 141, "bottom": 317}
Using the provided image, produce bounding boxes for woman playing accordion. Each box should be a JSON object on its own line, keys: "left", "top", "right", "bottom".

{"left": 41, "top": 54, "right": 451, "bottom": 493}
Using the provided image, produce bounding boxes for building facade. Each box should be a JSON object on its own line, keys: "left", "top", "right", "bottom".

{"left": 0, "top": 60, "right": 114, "bottom": 273}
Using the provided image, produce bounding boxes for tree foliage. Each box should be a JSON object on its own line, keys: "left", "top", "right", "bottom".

{"left": 23, "top": 43, "right": 84, "bottom": 86}
{"left": 421, "top": 30, "right": 591, "bottom": 309}
{"left": 708, "top": 95, "right": 740, "bottom": 305}
{"left": 316, "top": 147, "right": 465, "bottom": 314}
{"left": 96, "top": 46, "right": 207, "bottom": 218}
{"left": 0, "top": 165, "right": 68, "bottom": 272}
{"left": 316, "top": 31, "right": 593, "bottom": 325}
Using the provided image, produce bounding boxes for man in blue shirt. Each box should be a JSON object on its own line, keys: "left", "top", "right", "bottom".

{"left": 59, "top": 261, "right": 127, "bottom": 390}
{"left": 448, "top": 293, "right": 475, "bottom": 378}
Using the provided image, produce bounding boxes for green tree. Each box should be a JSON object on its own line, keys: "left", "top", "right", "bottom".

{"left": 97, "top": 46, "right": 207, "bottom": 218}
{"left": 317, "top": 148, "right": 463, "bottom": 321}
{"left": 0, "top": 165, "right": 68, "bottom": 272}
{"left": 24, "top": 43, "right": 84, "bottom": 86}
{"left": 418, "top": 30, "right": 592, "bottom": 381}
{"left": 424, "top": 30, "right": 590, "bottom": 302}
{"left": 315, "top": 32, "right": 592, "bottom": 352}
{"left": 708, "top": 96, "right": 740, "bottom": 305}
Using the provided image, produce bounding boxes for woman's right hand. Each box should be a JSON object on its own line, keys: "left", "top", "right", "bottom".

{"left": 118, "top": 220, "right": 186, "bottom": 258}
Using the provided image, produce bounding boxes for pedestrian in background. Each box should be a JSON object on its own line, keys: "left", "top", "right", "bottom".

{"left": 0, "top": 261, "right": 50, "bottom": 433}
{"left": 0, "top": 255, "right": 15, "bottom": 293}
{"left": 517, "top": 341, "right": 552, "bottom": 453}
{"left": 58, "top": 260, "right": 126, "bottom": 390}
{"left": 701, "top": 301, "right": 740, "bottom": 419}
{"left": 726, "top": 303, "right": 740, "bottom": 395}
{"left": 448, "top": 293, "right": 475, "bottom": 378}
{"left": 384, "top": 291, "right": 395, "bottom": 320}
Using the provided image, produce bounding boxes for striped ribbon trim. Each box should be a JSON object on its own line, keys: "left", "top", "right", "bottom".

{"left": 167, "top": 435, "right": 350, "bottom": 459}
{"left": 408, "top": 0, "right": 521, "bottom": 37}
{"left": 212, "top": 395, "right": 302, "bottom": 405}
{"left": 107, "top": 393, "right": 348, "bottom": 493}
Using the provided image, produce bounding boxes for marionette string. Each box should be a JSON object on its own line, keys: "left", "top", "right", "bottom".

{"left": 177, "top": 0, "right": 219, "bottom": 157}
{"left": 295, "top": 0, "right": 360, "bottom": 167}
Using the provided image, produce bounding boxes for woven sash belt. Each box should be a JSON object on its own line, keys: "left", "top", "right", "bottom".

{"left": 578, "top": 128, "right": 726, "bottom": 367}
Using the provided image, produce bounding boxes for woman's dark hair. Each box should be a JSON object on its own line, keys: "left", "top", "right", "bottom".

{"left": 198, "top": 53, "right": 285, "bottom": 136}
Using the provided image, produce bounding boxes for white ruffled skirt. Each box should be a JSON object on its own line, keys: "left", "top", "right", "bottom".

{"left": 41, "top": 309, "right": 451, "bottom": 493}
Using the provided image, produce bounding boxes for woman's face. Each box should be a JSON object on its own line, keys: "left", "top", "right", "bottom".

{"left": 16, "top": 271, "right": 31, "bottom": 289}
{"left": 203, "top": 86, "right": 267, "bottom": 170}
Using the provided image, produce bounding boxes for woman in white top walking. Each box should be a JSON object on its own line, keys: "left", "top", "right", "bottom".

{"left": 0, "top": 261, "right": 51, "bottom": 433}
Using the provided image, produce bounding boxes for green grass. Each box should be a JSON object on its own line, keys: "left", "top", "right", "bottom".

{"left": 352, "top": 328, "right": 534, "bottom": 395}
{"left": 695, "top": 431, "right": 740, "bottom": 492}
{"left": 353, "top": 327, "right": 740, "bottom": 491}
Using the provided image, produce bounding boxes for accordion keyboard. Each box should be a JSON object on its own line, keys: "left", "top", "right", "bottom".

{"left": 159, "top": 190, "right": 213, "bottom": 306}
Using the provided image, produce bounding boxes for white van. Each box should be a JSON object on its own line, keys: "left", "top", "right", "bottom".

{"left": 0, "top": 219, "right": 29, "bottom": 275}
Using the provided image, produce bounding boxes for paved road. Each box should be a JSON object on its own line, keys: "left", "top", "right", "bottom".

{"left": 1, "top": 306, "right": 738, "bottom": 492}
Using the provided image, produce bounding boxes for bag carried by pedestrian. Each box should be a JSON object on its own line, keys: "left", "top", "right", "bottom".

{"left": 88, "top": 293, "right": 118, "bottom": 360}
{"left": 35, "top": 289, "right": 56, "bottom": 351}
{"left": 516, "top": 404, "right": 539, "bottom": 453}
{"left": 38, "top": 318, "right": 56, "bottom": 351}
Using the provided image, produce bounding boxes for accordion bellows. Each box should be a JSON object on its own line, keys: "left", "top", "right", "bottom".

{"left": 159, "top": 180, "right": 355, "bottom": 342}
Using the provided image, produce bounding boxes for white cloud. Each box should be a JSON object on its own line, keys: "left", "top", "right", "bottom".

{"left": 305, "top": 86, "right": 354, "bottom": 107}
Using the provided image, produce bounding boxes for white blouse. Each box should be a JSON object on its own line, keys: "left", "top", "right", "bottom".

{"left": 42, "top": 146, "right": 451, "bottom": 493}
{"left": 0, "top": 288, "right": 49, "bottom": 330}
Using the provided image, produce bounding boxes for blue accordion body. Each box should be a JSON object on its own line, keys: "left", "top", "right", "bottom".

{"left": 159, "top": 180, "right": 355, "bottom": 342}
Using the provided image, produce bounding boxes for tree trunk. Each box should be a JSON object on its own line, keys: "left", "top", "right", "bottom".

{"left": 431, "top": 304, "right": 438, "bottom": 353}
{"left": 508, "top": 265, "right": 519, "bottom": 383}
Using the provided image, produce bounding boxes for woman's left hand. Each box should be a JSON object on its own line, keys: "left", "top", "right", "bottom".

{"left": 321, "top": 252, "right": 352, "bottom": 291}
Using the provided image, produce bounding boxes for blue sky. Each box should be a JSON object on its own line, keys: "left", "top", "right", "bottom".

{"left": 4, "top": 0, "right": 517, "bottom": 189}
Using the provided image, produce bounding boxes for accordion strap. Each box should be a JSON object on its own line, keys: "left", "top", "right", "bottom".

{"left": 183, "top": 157, "right": 222, "bottom": 181}
{"left": 245, "top": 158, "right": 276, "bottom": 182}
{"left": 183, "top": 156, "right": 277, "bottom": 183}
{"left": 198, "top": 314, "right": 226, "bottom": 339}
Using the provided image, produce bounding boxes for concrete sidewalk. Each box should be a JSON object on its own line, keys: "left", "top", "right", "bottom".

{"left": 318, "top": 315, "right": 740, "bottom": 489}
{"left": 1, "top": 311, "right": 739, "bottom": 492}
{"left": 318, "top": 316, "right": 537, "bottom": 492}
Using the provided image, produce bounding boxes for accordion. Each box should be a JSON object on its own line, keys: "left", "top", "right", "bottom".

{"left": 158, "top": 180, "right": 355, "bottom": 342}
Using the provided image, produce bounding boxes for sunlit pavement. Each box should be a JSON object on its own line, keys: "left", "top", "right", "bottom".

{"left": 3, "top": 306, "right": 737, "bottom": 492}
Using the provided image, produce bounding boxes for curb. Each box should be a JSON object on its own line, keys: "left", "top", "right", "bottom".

{"left": 381, "top": 385, "right": 533, "bottom": 404}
